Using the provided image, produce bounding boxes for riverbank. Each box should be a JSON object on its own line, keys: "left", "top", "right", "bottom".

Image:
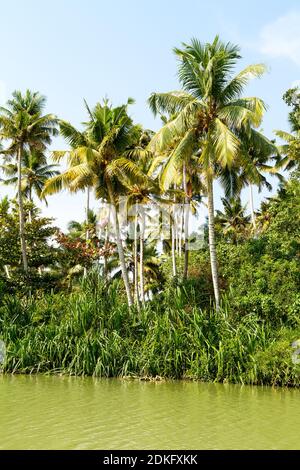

{"left": 1, "top": 278, "right": 299, "bottom": 387}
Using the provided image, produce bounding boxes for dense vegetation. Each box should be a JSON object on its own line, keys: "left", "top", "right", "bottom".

{"left": 0, "top": 37, "right": 299, "bottom": 385}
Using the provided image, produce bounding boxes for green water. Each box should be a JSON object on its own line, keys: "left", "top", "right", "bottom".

{"left": 0, "top": 375, "right": 299, "bottom": 449}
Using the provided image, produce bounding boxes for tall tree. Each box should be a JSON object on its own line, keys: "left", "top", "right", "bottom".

{"left": 219, "top": 128, "right": 280, "bottom": 229}
{"left": 283, "top": 87, "right": 300, "bottom": 132}
{"left": 43, "top": 99, "right": 145, "bottom": 307}
{"left": 275, "top": 88, "right": 300, "bottom": 172}
{"left": 148, "top": 37, "right": 266, "bottom": 308}
{"left": 115, "top": 130, "right": 159, "bottom": 304}
{"left": 52, "top": 116, "right": 96, "bottom": 241}
{"left": 215, "top": 197, "right": 250, "bottom": 244}
{"left": 0, "top": 90, "right": 57, "bottom": 271}
{"left": 0, "top": 150, "right": 59, "bottom": 203}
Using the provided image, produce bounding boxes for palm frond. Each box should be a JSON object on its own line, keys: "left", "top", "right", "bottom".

{"left": 148, "top": 91, "right": 195, "bottom": 116}
{"left": 160, "top": 129, "right": 197, "bottom": 190}
{"left": 213, "top": 119, "right": 240, "bottom": 167}
{"left": 222, "top": 64, "right": 267, "bottom": 102}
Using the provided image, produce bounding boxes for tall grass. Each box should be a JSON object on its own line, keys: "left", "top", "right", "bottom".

{"left": 0, "top": 274, "right": 299, "bottom": 386}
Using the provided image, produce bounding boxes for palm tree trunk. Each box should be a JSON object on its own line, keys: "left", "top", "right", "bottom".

{"left": 28, "top": 185, "right": 33, "bottom": 223}
{"left": 139, "top": 210, "right": 145, "bottom": 304}
{"left": 4, "top": 265, "right": 11, "bottom": 279}
{"left": 134, "top": 212, "right": 140, "bottom": 309}
{"left": 103, "top": 226, "right": 108, "bottom": 281}
{"left": 175, "top": 218, "right": 178, "bottom": 254}
{"left": 171, "top": 189, "right": 177, "bottom": 277}
{"left": 83, "top": 187, "right": 90, "bottom": 277}
{"left": 183, "top": 163, "right": 189, "bottom": 280}
{"left": 179, "top": 207, "right": 183, "bottom": 258}
{"left": 85, "top": 187, "right": 90, "bottom": 241}
{"left": 207, "top": 175, "right": 220, "bottom": 309}
{"left": 249, "top": 184, "right": 256, "bottom": 229}
{"left": 174, "top": 184, "right": 179, "bottom": 255}
{"left": 106, "top": 179, "right": 133, "bottom": 307}
{"left": 171, "top": 216, "right": 177, "bottom": 277}
{"left": 17, "top": 145, "right": 28, "bottom": 272}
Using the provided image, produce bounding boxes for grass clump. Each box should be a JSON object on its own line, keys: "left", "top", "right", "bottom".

{"left": 1, "top": 274, "right": 299, "bottom": 386}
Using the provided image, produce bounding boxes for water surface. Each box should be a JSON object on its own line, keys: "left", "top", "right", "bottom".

{"left": 0, "top": 375, "right": 299, "bottom": 449}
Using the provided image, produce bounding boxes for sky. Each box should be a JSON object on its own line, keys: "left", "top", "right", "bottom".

{"left": 0, "top": 0, "right": 299, "bottom": 230}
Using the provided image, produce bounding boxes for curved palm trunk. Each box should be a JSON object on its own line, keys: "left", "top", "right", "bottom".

{"left": 249, "top": 184, "right": 256, "bottom": 229}
{"left": 207, "top": 175, "right": 220, "bottom": 309}
{"left": 106, "top": 179, "right": 133, "bottom": 307}
{"left": 183, "top": 164, "right": 189, "bottom": 280}
{"left": 17, "top": 145, "right": 28, "bottom": 272}
{"left": 134, "top": 212, "right": 140, "bottom": 309}
{"left": 139, "top": 211, "right": 145, "bottom": 304}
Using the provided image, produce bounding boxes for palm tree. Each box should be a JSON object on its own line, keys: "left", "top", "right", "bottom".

{"left": 43, "top": 99, "right": 145, "bottom": 307}
{"left": 51, "top": 115, "right": 96, "bottom": 241}
{"left": 273, "top": 88, "right": 300, "bottom": 174}
{"left": 219, "top": 128, "right": 280, "bottom": 229}
{"left": 149, "top": 139, "right": 205, "bottom": 280}
{"left": 255, "top": 200, "right": 272, "bottom": 232}
{"left": 107, "top": 237, "right": 162, "bottom": 298}
{"left": 148, "top": 36, "right": 266, "bottom": 308}
{"left": 0, "top": 90, "right": 57, "bottom": 271}
{"left": 274, "top": 130, "right": 300, "bottom": 172}
{"left": 0, "top": 150, "right": 59, "bottom": 217}
{"left": 67, "top": 209, "right": 98, "bottom": 239}
{"left": 115, "top": 130, "right": 160, "bottom": 304}
{"left": 215, "top": 197, "right": 250, "bottom": 243}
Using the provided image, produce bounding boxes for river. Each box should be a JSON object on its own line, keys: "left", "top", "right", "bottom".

{"left": 0, "top": 375, "right": 299, "bottom": 449}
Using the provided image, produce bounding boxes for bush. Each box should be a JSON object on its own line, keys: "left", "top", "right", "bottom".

{"left": 0, "top": 276, "right": 299, "bottom": 386}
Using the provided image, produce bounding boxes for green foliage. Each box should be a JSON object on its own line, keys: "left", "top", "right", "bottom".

{"left": 283, "top": 87, "right": 300, "bottom": 132}
{"left": 215, "top": 196, "right": 250, "bottom": 244}
{"left": 0, "top": 276, "right": 298, "bottom": 386}
{"left": 0, "top": 198, "right": 58, "bottom": 293}
{"left": 168, "top": 173, "right": 300, "bottom": 327}
{"left": 0, "top": 55, "right": 300, "bottom": 388}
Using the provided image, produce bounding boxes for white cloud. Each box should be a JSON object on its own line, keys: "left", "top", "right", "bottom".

{"left": 0, "top": 80, "right": 7, "bottom": 104}
{"left": 260, "top": 11, "right": 300, "bottom": 65}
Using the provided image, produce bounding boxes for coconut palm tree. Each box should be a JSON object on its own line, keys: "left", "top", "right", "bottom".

{"left": 0, "top": 90, "right": 57, "bottom": 271}
{"left": 107, "top": 237, "right": 162, "bottom": 298}
{"left": 114, "top": 130, "right": 160, "bottom": 304}
{"left": 43, "top": 99, "right": 145, "bottom": 307}
{"left": 51, "top": 115, "right": 97, "bottom": 241}
{"left": 148, "top": 36, "right": 266, "bottom": 308}
{"left": 219, "top": 128, "right": 280, "bottom": 229}
{"left": 67, "top": 209, "right": 98, "bottom": 239}
{"left": 274, "top": 130, "right": 300, "bottom": 172}
{"left": 273, "top": 88, "right": 300, "bottom": 174}
{"left": 0, "top": 150, "right": 59, "bottom": 206}
{"left": 149, "top": 139, "right": 206, "bottom": 280}
{"left": 215, "top": 197, "right": 250, "bottom": 244}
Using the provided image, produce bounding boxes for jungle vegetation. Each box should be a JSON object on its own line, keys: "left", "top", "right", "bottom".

{"left": 0, "top": 37, "right": 299, "bottom": 385}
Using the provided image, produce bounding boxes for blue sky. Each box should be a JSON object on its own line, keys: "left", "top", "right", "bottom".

{"left": 0, "top": 0, "right": 299, "bottom": 230}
